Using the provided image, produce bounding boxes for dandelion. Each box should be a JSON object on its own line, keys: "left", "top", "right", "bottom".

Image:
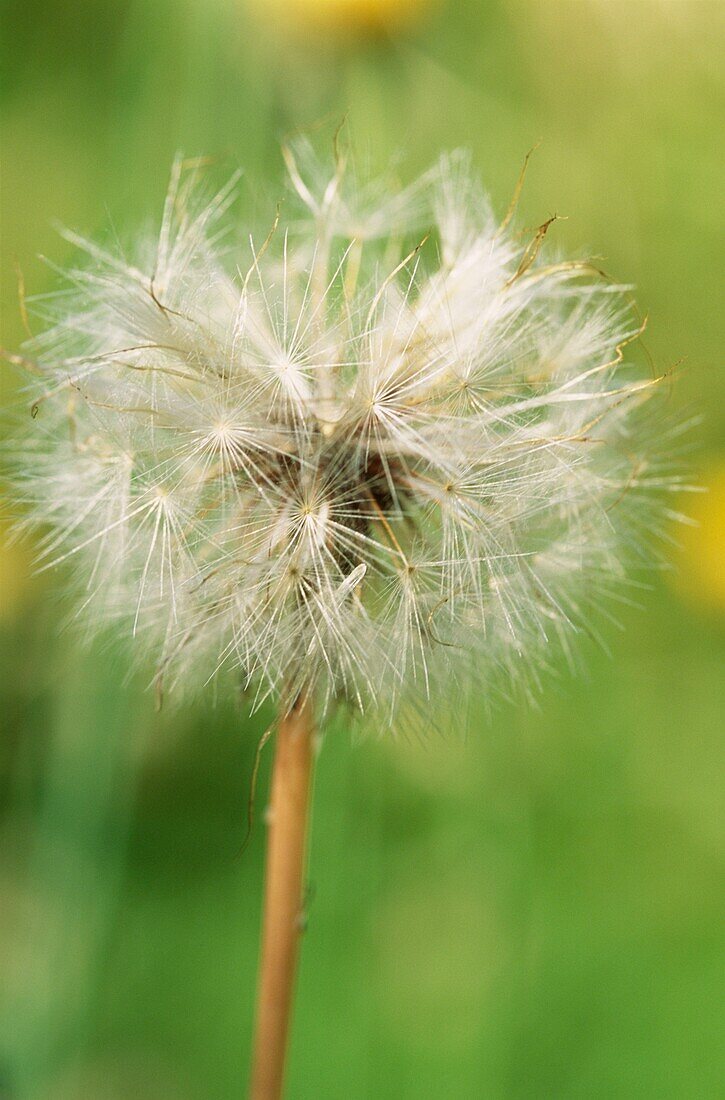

{"left": 6, "top": 137, "right": 672, "bottom": 1099}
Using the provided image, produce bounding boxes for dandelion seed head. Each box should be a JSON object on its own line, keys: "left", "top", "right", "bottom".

{"left": 7, "top": 140, "right": 673, "bottom": 729}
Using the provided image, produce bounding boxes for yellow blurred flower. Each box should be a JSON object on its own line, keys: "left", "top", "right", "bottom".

{"left": 247, "top": 0, "right": 435, "bottom": 38}
{"left": 673, "top": 458, "right": 725, "bottom": 613}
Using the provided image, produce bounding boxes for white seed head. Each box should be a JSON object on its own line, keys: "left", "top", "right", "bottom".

{"left": 8, "top": 143, "right": 672, "bottom": 728}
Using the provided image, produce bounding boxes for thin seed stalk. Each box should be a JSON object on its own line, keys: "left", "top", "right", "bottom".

{"left": 250, "top": 694, "right": 315, "bottom": 1100}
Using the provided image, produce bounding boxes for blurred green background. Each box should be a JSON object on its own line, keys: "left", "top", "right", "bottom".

{"left": 1, "top": 1, "right": 724, "bottom": 1097}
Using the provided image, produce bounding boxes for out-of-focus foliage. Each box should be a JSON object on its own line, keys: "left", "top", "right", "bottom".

{"left": 1, "top": 2, "right": 723, "bottom": 1097}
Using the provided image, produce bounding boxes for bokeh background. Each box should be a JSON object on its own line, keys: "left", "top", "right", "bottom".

{"left": 1, "top": 1, "right": 724, "bottom": 1097}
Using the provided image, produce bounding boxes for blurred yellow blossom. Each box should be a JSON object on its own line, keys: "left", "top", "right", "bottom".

{"left": 673, "top": 459, "right": 725, "bottom": 613}
{"left": 247, "top": 0, "right": 436, "bottom": 38}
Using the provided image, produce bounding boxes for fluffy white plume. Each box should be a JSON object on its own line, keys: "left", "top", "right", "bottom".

{"left": 9, "top": 142, "right": 673, "bottom": 727}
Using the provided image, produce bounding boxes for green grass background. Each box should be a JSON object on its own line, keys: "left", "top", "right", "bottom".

{"left": 1, "top": 1, "right": 723, "bottom": 1096}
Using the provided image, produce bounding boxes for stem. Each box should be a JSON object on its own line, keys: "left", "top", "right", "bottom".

{"left": 250, "top": 695, "right": 315, "bottom": 1100}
